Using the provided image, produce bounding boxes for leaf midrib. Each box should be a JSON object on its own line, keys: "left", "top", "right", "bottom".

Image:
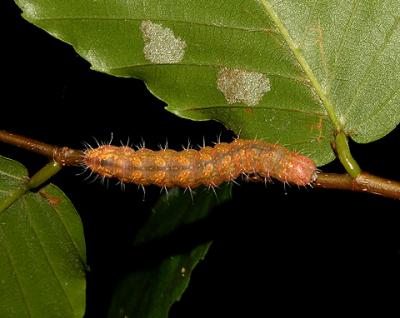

{"left": 172, "top": 105, "right": 326, "bottom": 116}
{"left": 29, "top": 15, "right": 276, "bottom": 34}
{"left": 259, "top": 0, "right": 342, "bottom": 131}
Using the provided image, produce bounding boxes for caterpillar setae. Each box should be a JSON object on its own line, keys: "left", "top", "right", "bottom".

{"left": 83, "top": 139, "right": 317, "bottom": 188}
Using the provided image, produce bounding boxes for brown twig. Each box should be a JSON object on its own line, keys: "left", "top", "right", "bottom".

{"left": 0, "top": 130, "right": 399, "bottom": 199}
{"left": 0, "top": 130, "right": 83, "bottom": 166}
{"left": 315, "top": 172, "right": 400, "bottom": 200}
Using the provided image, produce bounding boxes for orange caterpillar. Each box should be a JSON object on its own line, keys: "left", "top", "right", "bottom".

{"left": 83, "top": 139, "right": 317, "bottom": 188}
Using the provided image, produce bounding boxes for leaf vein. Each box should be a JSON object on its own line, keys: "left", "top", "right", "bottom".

{"left": 0, "top": 170, "right": 25, "bottom": 181}
{"left": 174, "top": 105, "right": 326, "bottom": 117}
{"left": 258, "top": 0, "right": 342, "bottom": 130}
{"left": 0, "top": 210, "right": 32, "bottom": 317}
{"left": 45, "top": 193, "right": 86, "bottom": 267}
{"left": 332, "top": 0, "right": 360, "bottom": 68}
{"left": 299, "top": 0, "right": 319, "bottom": 49}
{"left": 343, "top": 16, "right": 400, "bottom": 119}
{"left": 109, "top": 63, "right": 307, "bottom": 83}
{"left": 361, "top": 82, "right": 400, "bottom": 127}
{"left": 23, "top": 197, "right": 75, "bottom": 316}
{"left": 32, "top": 16, "right": 277, "bottom": 34}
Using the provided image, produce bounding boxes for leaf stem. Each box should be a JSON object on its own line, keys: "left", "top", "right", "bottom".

{"left": 28, "top": 161, "right": 62, "bottom": 189}
{"left": 0, "top": 161, "right": 62, "bottom": 213}
{"left": 335, "top": 132, "right": 361, "bottom": 177}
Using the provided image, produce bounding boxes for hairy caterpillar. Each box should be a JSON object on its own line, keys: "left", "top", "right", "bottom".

{"left": 83, "top": 139, "right": 317, "bottom": 188}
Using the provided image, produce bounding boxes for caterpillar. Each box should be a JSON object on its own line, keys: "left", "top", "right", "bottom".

{"left": 83, "top": 139, "right": 317, "bottom": 188}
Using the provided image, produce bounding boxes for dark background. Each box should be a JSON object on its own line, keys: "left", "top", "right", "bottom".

{"left": 3, "top": 2, "right": 400, "bottom": 317}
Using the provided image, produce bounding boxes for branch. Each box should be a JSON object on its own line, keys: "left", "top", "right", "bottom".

{"left": 0, "top": 130, "right": 399, "bottom": 199}
{"left": 314, "top": 172, "right": 400, "bottom": 200}
{"left": 0, "top": 130, "right": 83, "bottom": 166}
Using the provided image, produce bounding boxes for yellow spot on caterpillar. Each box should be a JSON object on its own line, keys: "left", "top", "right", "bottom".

{"left": 217, "top": 67, "right": 271, "bottom": 106}
{"left": 140, "top": 20, "right": 186, "bottom": 64}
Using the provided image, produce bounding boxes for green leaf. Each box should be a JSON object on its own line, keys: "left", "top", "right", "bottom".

{"left": 14, "top": 1, "right": 400, "bottom": 166}
{"left": 0, "top": 156, "right": 86, "bottom": 318}
{"left": 108, "top": 185, "right": 231, "bottom": 318}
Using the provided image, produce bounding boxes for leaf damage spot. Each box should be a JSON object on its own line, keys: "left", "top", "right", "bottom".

{"left": 140, "top": 20, "right": 186, "bottom": 64}
{"left": 39, "top": 191, "right": 61, "bottom": 206}
{"left": 309, "top": 117, "right": 324, "bottom": 143}
{"left": 217, "top": 67, "right": 271, "bottom": 106}
{"left": 20, "top": 2, "right": 39, "bottom": 17}
{"left": 180, "top": 267, "right": 186, "bottom": 277}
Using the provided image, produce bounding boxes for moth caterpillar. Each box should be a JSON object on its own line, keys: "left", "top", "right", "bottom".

{"left": 83, "top": 139, "right": 317, "bottom": 188}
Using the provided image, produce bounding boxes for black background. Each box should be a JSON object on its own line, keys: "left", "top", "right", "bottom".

{"left": 2, "top": 2, "right": 400, "bottom": 317}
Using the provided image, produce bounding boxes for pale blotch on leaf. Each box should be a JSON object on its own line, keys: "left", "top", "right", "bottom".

{"left": 21, "top": 2, "right": 39, "bottom": 17}
{"left": 217, "top": 67, "right": 271, "bottom": 106}
{"left": 140, "top": 20, "right": 186, "bottom": 64}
